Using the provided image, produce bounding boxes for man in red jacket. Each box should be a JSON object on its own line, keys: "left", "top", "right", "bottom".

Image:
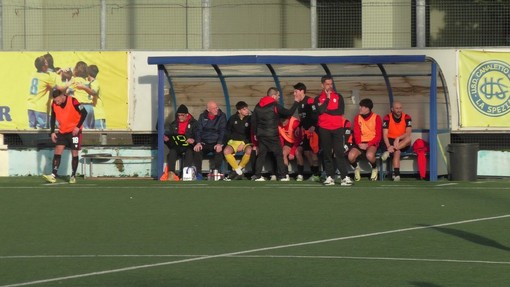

{"left": 315, "top": 75, "right": 352, "bottom": 186}
{"left": 43, "top": 89, "right": 88, "bottom": 184}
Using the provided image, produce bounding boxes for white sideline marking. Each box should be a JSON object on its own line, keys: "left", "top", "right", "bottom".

{"left": 436, "top": 183, "right": 458, "bottom": 187}
{"left": 2, "top": 254, "right": 509, "bottom": 265}
{"left": 1, "top": 214, "right": 509, "bottom": 287}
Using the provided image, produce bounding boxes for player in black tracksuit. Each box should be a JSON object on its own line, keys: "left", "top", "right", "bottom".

{"left": 294, "top": 82, "right": 321, "bottom": 179}
{"left": 251, "top": 87, "right": 298, "bottom": 181}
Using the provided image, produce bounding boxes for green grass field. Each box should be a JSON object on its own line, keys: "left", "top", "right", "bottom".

{"left": 1, "top": 177, "right": 509, "bottom": 287}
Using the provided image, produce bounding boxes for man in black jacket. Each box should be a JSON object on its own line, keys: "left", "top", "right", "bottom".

{"left": 251, "top": 87, "right": 298, "bottom": 181}
{"left": 160, "top": 104, "right": 198, "bottom": 181}
{"left": 193, "top": 101, "right": 227, "bottom": 178}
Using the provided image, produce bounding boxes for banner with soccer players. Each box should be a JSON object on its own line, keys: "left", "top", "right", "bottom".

{"left": 458, "top": 50, "right": 510, "bottom": 128}
{"left": 0, "top": 51, "right": 128, "bottom": 131}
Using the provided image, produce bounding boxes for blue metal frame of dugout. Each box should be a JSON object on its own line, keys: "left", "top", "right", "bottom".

{"left": 148, "top": 55, "right": 447, "bottom": 181}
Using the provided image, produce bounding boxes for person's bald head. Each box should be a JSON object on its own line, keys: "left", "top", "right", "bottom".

{"left": 391, "top": 101, "right": 403, "bottom": 118}
{"left": 207, "top": 101, "right": 219, "bottom": 116}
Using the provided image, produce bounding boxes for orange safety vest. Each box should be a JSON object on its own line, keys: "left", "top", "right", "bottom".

{"left": 278, "top": 116, "right": 299, "bottom": 143}
{"left": 53, "top": 96, "right": 82, "bottom": 133}
{"left": 358, "top": 114, "right": 377, "bottom": 142}
{"left": 387, "top": 112, "right": 407, "bottom": 139}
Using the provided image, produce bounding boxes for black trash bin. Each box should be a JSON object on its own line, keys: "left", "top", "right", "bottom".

{"left": 448, "top": 143, "right": 479, "bottom": 181}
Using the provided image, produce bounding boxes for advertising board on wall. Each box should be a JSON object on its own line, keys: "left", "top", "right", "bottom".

{"left": 0, "top": 51, "right": 128, "bottom": 131}
{"left": 458, "top": 50, "right": 510, "bottom": 128}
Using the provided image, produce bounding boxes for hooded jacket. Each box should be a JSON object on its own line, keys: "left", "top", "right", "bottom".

{"left": 251, "top": 96, "right": 298, "bottom": 140}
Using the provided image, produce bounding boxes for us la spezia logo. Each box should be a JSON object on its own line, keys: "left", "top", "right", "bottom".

{"left": 467, "top": 60, "right": 510, "bottom": 117}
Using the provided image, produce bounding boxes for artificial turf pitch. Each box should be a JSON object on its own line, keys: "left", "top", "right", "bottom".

{"left": 0, "top": 177, "right": 509, "bottom": 286}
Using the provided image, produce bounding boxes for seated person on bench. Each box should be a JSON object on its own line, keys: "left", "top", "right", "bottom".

{"left": 347, "top": 98, "right": 382, "bottom": 182}
{"left": 193, "top": 101, "right": 227, "bottom": 179}
{"left": 381, "top": 101, "right": 412, "bottom": 181}
{"left": 223, "top": 101, "right": 253, "bottom": 181}
{"left": 160, "top": 104, "right": 198, "bottom": 181}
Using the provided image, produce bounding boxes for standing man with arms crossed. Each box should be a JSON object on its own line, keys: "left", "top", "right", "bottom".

{"left": 315, "top": 75, "right": 352, "bottom": 186}
{"left": 293, "top": 82, "right": 321, "bottom": 181}
{"left": 347, "top": 98, "right": 383, "bottom": 181}
{"left": 251, "top": 87, "right": 298, "bottom": 181}
{"left": 381, "top": 101, "right": 412, "bottom": 181}
{"left": 43, "top": 89, "right": 88, "bottom": 184}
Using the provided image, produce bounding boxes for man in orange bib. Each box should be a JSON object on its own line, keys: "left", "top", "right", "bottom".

{"left": 43, "top": 89, "right": 88, "bottom": 184}
{"left": 381, "top": 101, "right": 412, "bottom": 181}
{"left": 347, "top": 98, "right": 382, "bottom": 181}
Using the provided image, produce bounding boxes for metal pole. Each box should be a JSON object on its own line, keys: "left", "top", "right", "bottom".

{"left": 310, "top": 0, "right": 317, "bottom": 48}
{"left": 429, "top": 61, "right": 438, "bottom": 181}
{"left": 202, "top": 0, "right": 210, "bottom": 49}
{"left": 157, "top": 65, "right": 166, "bottom": 179}
{"left": 416, "top": 0, "right": 426, "bottom": 47}
{"left": 100, "top": 0, "right": 106, "bottom": 50}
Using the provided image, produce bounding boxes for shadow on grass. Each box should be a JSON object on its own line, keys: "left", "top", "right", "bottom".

{"left": 419, "top": 224, "right": 510, "bottom": 252}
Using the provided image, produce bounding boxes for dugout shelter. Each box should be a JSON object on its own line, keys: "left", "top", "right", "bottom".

{"left": 148, "top": 54, "right": 450, "bottom": 181}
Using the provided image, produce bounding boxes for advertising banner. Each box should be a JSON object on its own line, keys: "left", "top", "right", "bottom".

{"left": 458, "top": 50, "right": 510, "bottom": 128}
{"left": 0, "top": 51, "right": 128, "bottom": 131}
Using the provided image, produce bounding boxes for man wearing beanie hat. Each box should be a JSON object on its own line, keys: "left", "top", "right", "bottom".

{"left": 176, "top": 104, "right": 188, "bottom": 114}
{"left": 160, "top": 104, "right": 198, "bottom": 181}
{"left": 347, "top": 98, "right": 383, "bottom": 181}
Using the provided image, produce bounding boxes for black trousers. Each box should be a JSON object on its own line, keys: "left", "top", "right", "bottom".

{"left": 318, "top": 127, "right": 349, "bottom": 178}
{"left": 167, "top": 146, "right": 194, "bottom": 173}
{"left": 193, "top": 143, "right": 223, "bottom": 172}
{"left": 254, "top": 136, "right": 287, "bottom": 178}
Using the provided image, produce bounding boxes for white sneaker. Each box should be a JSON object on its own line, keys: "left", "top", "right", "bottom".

{"left": 393, "top": 175, "right": 401, "bottom": 182}
{"left": 235, "top": 167, "right": 243, "bottom": 176}
{"left": 69, "top": 176, "right": 76, "bottom": 184}
{"left": 296, "top": 174, "right": 304, "bottom": 182}
{"left": 381, "top": 151, "right": 390, "bottom": 161}
{"left": 341, "top": 176, "right": 353, "bottom": 186}
{"left": 370, "top": 167, "right": 378, "bottom": 181}
{"left": 354, "top": 166, "right": 361, "bottom": 181}
{"left": 254, "top": 176, "right": 266, "bottom": 182}
{"left": 280, "top": 174, "right": 290, "bottom": 182}
{"left": 270, "top": 175, "right": 277, "bottom": 181}
{"left": 323, "top": 176, "right": 335, "bottom": 186}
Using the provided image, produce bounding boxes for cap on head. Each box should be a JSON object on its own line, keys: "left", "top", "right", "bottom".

{"left": 176, "top": 104, "right": 188, "bottom": 114}
{"left": 293, "top": 82, "right": 307, "bottom": 92}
